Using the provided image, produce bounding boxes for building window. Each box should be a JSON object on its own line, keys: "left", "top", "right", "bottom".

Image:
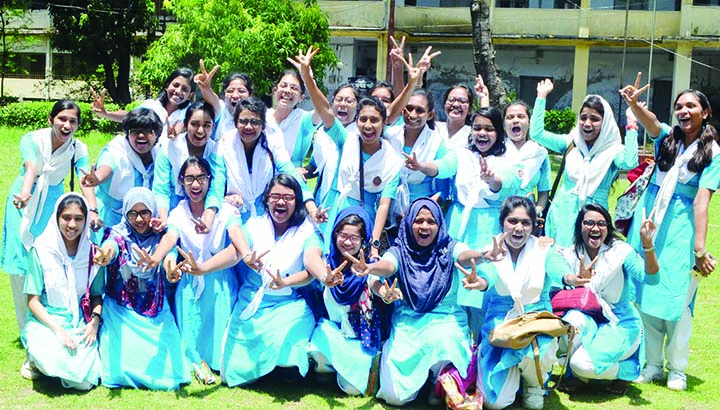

{"left": 52, "top": 53, "right": 86, "bottom": 80}
{"left": 404, "top": 0, "right": 472, "bottom": 6}
{"left": 3, "top": 53, "right": 45, "bottom": 79}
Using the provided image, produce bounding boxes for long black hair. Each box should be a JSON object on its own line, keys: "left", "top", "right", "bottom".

{"left": 157, "top": 68, "right": 194, "bottom": 109}
{"left": 469, "top": 106, "right": 507, "bottom": 157}
{"left": 406, "top": 88, "right": 436, "bottom": 130}
{"left": 657, "top": 89, "right": 716, "bottom": 173}
{"left": 572, "top": 203, "right": 622, "bottom": 258}
{"left": 234, "top": 97, "right": 275, "bottom": 171}
{"left": 178, "top": 156, "right": 213, "bottom": 196}
{"left": 262, "top": 174, "right": 307, "bottom": 228}
{"left": 221, "top": 72, "right": 253, "bottom": 97}
{"left": 442, "top": 84, "right": 474, "bottom": 125}
{"left": 49, "top": 100, "right": 81, "bottom": 125}
{"left": 499, "top": 195, "right": 537, "bottom": 228}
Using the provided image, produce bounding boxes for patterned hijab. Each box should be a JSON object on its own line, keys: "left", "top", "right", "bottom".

{"left": 329, "top": 206, "right": 374, "bottom": 305}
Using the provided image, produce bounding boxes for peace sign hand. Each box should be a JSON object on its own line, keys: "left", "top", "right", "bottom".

{"left": 344, "top": 248, "right": 369, "bottom": 277}
{"left": 177, "top": 247, "right": 200, "bottom": 275}
{"left": 80, "top": 164, "right": 100, "bottom": 187}
{"left": 163, "top": 254, "right": 184, "bottom": 283}
{"left": 312, "top": 207, "right": 330, "bottom": 224}
{"left": 416, "top": 45, "right": 441, "bottom": 75}
{"left": 93, "top": 244, "right": 114, "bottom": 266}
{"left": 455, "top": 258, "right": 488, "bottom": 291}
{"left": 267, "top": 268, "right": 287, "bottom": 290}
{"left": 191, "top": 216, "right": 209, "bottom": 234}
{"left": 389, "top": 36, "right": 406, "bottom": 67}
{"left": 90, "top": 87, "right": 108, "bottom": 117}
{"left": 402, "top": 151, "right": 421, "bottom": 171}
{"left": 166, "top": 117, "right": 180, "bottom": 140}
{"left": 194, "top": 59, "right": 219, "bottom": 91}
{"left": 620, "top": 72, "right": 650, "bottom": 106}
{"left": 479, "top": 155, "right": 495, "bottom": 183}
{"left": 474, "top": 74, "right": 488, "bottom": 100}
{"left": 578, "top": 256, "right": 598, "bottom": 280}
{"left": 243, "top": 249, "right": 269, "bottom": 272}
{"left": 640, "top": 207, "right": 657, "bottom": 246}
{"left": 484, "top": 233, "right": 508, "bottom": 262}
{"left": 379, "top": 278, "right": 402, "bottom": 304}
{"left": 132, "top": 244, "right": 157, "bottom": 271}
{"left": 323, "top": 261, "right": 347, "bottom": 288}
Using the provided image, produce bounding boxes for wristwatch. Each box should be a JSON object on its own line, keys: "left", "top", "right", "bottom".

{"left": 695, "top": 249, "right": 708, "bottom": 258}
{"left": 370, "top": 239, "right": 382, "bottom": 249}
{"left": 90, "top": 312, "right": 103, "bottom": 326}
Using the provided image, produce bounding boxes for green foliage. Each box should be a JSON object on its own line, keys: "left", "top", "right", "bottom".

{"left": 544, "top": 108, "right": 576, "bottom": 134}
{"left": 138, "top": 0, "right": 337, "bottom": 97}
{"left": 0, "top": 101, "right": 123, "bottom": 136}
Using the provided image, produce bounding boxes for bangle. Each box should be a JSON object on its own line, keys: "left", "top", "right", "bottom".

{"left": 626, "top": 124, "right": 638, "bottom": 131}
{"left": 90, "top": 311, "right": 103, "bottom": 325}
{"left": 89, "top": 207, "right": 99, "bottom": 214}
{"left": 643, "top": 246, "right": 655, "bottom": 253}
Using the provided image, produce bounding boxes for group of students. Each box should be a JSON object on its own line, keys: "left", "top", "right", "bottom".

{"left": 1, "top": 41, "right": 717, "bottom": 409}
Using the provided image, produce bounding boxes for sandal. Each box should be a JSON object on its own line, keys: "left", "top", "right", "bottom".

{"left": 557, "top": 378, "right": 585, "bottom": 393}
{"left": 193, "top": 361, "right": 217, "bottom": 385}
{"left": 606, "top": 379, "right": 631, "bottom": 395}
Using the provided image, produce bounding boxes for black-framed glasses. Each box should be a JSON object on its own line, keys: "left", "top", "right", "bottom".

{"left": 182, "top": 174, "right": 210, "bottom": 185}
{"left": 447, "top": 96, "right": 469, "bottom": 105}
{"left": 237, "top": 118, "right": 263, "bottom": 127}
{"left": 126, "top": 209, "right": 152, "bottom": 220}
{"left": 582, "top": 219, "right": 608, "bottom": 228}
{"left": 128, "top": 128, "right": 155, "bottom": 136}
{"left": 268, "top": 193, "right": 296, "bottom": 202}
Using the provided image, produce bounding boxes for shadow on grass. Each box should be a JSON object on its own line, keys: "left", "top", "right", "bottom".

{"left": 559, "top": 381, "right": 651, "bottom": 407}
{"left": 31, "top": 377, "right": 93, "bottom": 397}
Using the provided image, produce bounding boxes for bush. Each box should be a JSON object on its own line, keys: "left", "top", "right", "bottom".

{"left": 544, "top": 108, "right": 576, "bottom": 134}
{"left": 0, "top": 101, "right": 125, "bottom": 137}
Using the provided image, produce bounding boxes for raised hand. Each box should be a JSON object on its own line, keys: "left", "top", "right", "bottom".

{"left": 194, "top": 59, "right": 219, "bottom": 91}
{"left": 192, "top": 216, "right": 209, "bottom": 234}
{"left": 379, "top": 278, "right": 402, "bottom": 304}
{"left": 177, "top": 247, "right": 200, "bottom": 275}
{"left": 402, "top": 151, "right": 421, "bottom": 171}
{"left": 474, "top": 74, "right": 488, "bottom": 100}
{"left": 12, "top": 193, "right": 31, "bottom": 209}
{"left": 389, "top": 36, "right": 406, "bottom": 67}
{"left": 640, "top": 207, "right": 656, "bottom": 245}
{"left": 312, "top": 206, "right": 329, "bottom": 224}
{"left": 626, "top": 101, "right": 646, "bottom": 127}
{"left": 267, "top": 268, "right": 287, "bottom": 290}
{"left": 323, "top": 261, "right": 347, "bottom": 287}
{"left": 166, "top": 117, "right": 180, "bottom": 140}
{"left": 80, "top": 164, "right": 101, "bottom": 187}
{"left": 225, "top": 194, "right": 246, "bottom": 210}
{"left": 93, "top": 244, "right": 114, "bottom": 266}
{"left": 132, "top": 244, "right": 157, "bottom": 271}
{"left": 416, "top": 45, "right": 441, "bottom": 75}
{"left": 288, "top": 46, "right": 319, "bottom": 77}
{"left": 479, "top": 155, "right": 495, "bottom": 184}
{"left": 536, "top": 79, "right": 554, "bottom": 99}
{"left": 163, "top": 254, "right": 183, "bottom": 283}
{"left": 89, "top": 212, "right": 103, "bottom": 232}
{"left": 455, "top": 258, "right": 488, "bottom": 290}
{"left": 243, "top": 249, "right": 268, "bottom": 271}
{"left": 620, "top": 72, "right": 650, "bottom": 107}
{"left": 150, "top": 216, "right": 166, "bottom": 233}
{"left": 90, "top": 87, "right": 108, "bottom": 117}
{"left": 344, "top": 248, "right": 369, "bottom": 276}
{"left": 484, "top": 233, "right": 508, "bottom": 262}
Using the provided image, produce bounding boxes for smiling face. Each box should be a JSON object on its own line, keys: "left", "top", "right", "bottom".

{"left": 578, "top": 107, "right": 603, "bottom": 146}
{"left": 182, "top": 163, "right": 210, "bottom": 204}
{"left": 223, "top": 78, "right": 250, "bottom": 113}
{"left": 165, "top": 76, "right": 193, "bottom": 108}
{"left": 58, "top": 203, "right": 85, "bottom": 244}
{"left": 674, "top": 92, "right": 709, "bottom": 139}
{"left": 128, "top": 128, "right": 158, "bottom": 155}
{"left": 371, "top": 87, "right": 393, "bottom": 110}
{"left": 187, "top": 109, "right": 214, "bottom": 149}
{"left": 333, "top": 87, "right": 358, "bottom": 126}
{"left": 274, "top": 74, "right": 303, "bottom": 109}
{"left": 444, "top": 87, "right": 471, "bottom": 123}
{"left": 356, "top": 105, "right": 384, "bottom": 148}
{"left": 581, "top": 210, "right": 609, "bottom": 252}
{"left": 403, "top": 94, "right": 433, "bottom": 132}
{"left": 126, "top": 202, "right": 152, "bottom": 234}
{"left": 471, "top": 115, "right": 497, "bottom": 154}
{"left": 49, "top": 109, "right": 80, "bottom": 148}
{"left": 412, "top": 207, "right": 439, "bottom": 247}
{"left": 236, "top": 108, "right": 263, "bottom": 144}
{"left": 335, "top": 223, "right": 363, "bottom": 258}
{"left": 504, "top": 104, "right": 530, "bottom": 145}
{"left": 267, "top": 183, "right": 296, "bottom": 228}
{"left": 502, "top": 206, "right": 533, "bottom": 252}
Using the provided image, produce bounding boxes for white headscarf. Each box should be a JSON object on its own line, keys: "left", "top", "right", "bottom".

{"left": 33, "top": 193, "right": 98, "bottom": 324}
{"left": 564, "top": 95, "right": 623, "bottom": 202}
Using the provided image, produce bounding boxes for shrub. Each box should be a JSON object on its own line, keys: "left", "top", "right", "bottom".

{"left": 544, "top": 108, "right": 576, "bottom": 134}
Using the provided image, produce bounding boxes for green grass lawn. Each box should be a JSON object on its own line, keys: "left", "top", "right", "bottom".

{"left": 0, "top": 127, "right": 719, "bottom": 409}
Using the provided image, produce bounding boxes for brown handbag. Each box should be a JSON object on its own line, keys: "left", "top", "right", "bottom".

{"left": 489, "top": 311, "right": 576, "bottom": 390}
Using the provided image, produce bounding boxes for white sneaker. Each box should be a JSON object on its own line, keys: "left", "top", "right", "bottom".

{"left": 667, "top": 371, "right": 687, "bottom": 391}
{"left": 522, "top": 386, "right": 544, "bottom": 410}
{"left": 20, "top": 359, "right": 42, "bottom": 380}
{"left": 635, "top": 364, "right": 664, "bottom": 384}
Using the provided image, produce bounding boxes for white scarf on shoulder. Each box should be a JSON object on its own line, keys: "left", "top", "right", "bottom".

{"left": 239, "top": 215, "right": 317, "bottom": 320}
{"left": 105, "top": 134, "right": 155, "bottom": 199}
{"left": 141, "top": 99, "right": 188, "bottom": 148}
{"left": 268, "top": 107, "right": 306, "bottom": 158}
{"left": 166, "top": 133, "right": 217, "bottom": 196}
{"left": 34, "top": 194, "right": 98, "bottom": 324}
{"left": 652, "top": 138, "right": 720, "bottom": 229}
{"left": 506, "top": 140, "right": 547, "bottom": 190}
{"left": 492, "top": 236, "right": 550, "bottom": 320}
{"left": 20, "top": 129, "right": 83, "bottom": 249}
{"left": 564, "top": 96, "right": 623, "bottom": 202}
{"left": 312, "top": 126, "right": 340, "bottom": 204}
{"left": 454, "top": 149, "right": 506, "bottom": 238}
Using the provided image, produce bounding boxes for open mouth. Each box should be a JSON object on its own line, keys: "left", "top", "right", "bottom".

{"left": 191, "top": 133, "right": 207, "bottom": 146}
{"left": 510, "top": 125, "right": 523, "bottom": 137}
{"left": 134, "top": 137, "right": 150, "bottom": 150}
{"left": 187, "top": 186, "right": 204, "bottom": 200}
{"left": 361, "top": 129, "right": 378, "bottom": 142}
{"left": 677, "top": 117, "right": 692, "bottom": 127}
{"left": 278, "top": 92, "right": 294, "bottom": 105}
{"left": 336, "top": 109, "right": 349, "bottom": 121}
{"left": 170, "top": 93, "right": 186, "bottom": 105}
{"left": 273, "top": 205, "right": 289, "bottom": 219}
{"left": 473, "top": 135, "right": 491, "bottom": 149}
{"left": 448, "top": 107, "right": 465, "bottom": 117}
{"left": 587, "top": 232, "right": 603, "bottom": 246}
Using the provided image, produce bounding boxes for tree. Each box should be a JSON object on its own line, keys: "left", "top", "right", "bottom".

{"left": 470, "top": 0, "right": 508, "bottom": 107}
{"left": 0, "top": 0, "right": 30, "bottom": 103}
{"left": 137, "top": 0, "right": 337, "bottom": 98}
{"left": 49, "top": 0, "right": 159, "bottom": 104}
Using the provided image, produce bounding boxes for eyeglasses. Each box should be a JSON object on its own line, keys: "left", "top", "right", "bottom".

{"left": 129, "top": 128, "right": 155, "bottom": 136}
{"left": 582, "top": 219, "right": 608, "bottom": 228}
{"left": 506, "top": 217, "right": 533, "bottom": 227}
{"left": 333, "top": 97, "right": 357, "bottom": 105}
{"left": 447, "top": 97, "right": 469, "bottom": 105}
{"left": 237, "top": 118, "right": 263, "bottom": 127}
{"left": 268, "top": 193, "right": 296, "bottom": 202}
{"left": 126, "top": 209, "right": 152, "bottom": 220}
{"left": 182, "top": 174, "right": 210, "bottom": 185}
{"left": 337, "top": 232, "right": 363, "bottom": 244}
{"left": 404, "top": 105, "right": 427, "bottom": 114}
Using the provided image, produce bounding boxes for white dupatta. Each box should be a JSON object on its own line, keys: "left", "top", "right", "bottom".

{"left": 564, "top": 95, "right": 623, "bottom": 202}
{"left": 268, "top": 107, "right": 306, "bottom": 158}
{"left": 312, "top": 126, "right": 340, "bottom": 204}
{"left": 34, "top": 194, "right": 98, "bottom": 325}
{"left": 506, "top": 140, "right": 548, "bottom": 190}
{"left": 20, "top": 129, "right": 84, "bottom": 249}
{"left": 166, "top": 133, "right": 217, "bottom": 196}
{"left": 454, "top": 149, "right": 506, "bottom": 238}
{"left": 492, "top": 236, "right": 550, "bottom": 320}
{"left": 105, "top": 134, "right": 156, "bottom": 199}
{"left": 238, "top": 215, "right": 317, "bottom": 320}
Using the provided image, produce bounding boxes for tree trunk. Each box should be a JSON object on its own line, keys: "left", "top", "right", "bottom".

{"left": 471, "top": 0, "right": 508, "bottom": 108}
{"left": 102, "top": 57, "right": 119, "bottom": 103}
{"left": 115, "top": 45, "right": 132, "bottom": 104}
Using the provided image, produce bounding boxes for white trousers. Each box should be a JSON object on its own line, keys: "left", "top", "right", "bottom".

{"left": 10, "top": 274, "right": 27, "bottom": 336}
{"left": 377, "top": 360, "right": 449, "bottom": 406}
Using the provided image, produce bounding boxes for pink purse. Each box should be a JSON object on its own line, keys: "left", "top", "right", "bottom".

{"left": 551, "top": 287, "right": 606, "bottom": 323}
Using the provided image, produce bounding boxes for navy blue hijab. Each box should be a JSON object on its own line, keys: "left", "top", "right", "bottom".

{"left": 389, "top": 198, "right": 456, "bottom": 313}
{"left": 329, "top": 206, "right": 374, "bottom": 305}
